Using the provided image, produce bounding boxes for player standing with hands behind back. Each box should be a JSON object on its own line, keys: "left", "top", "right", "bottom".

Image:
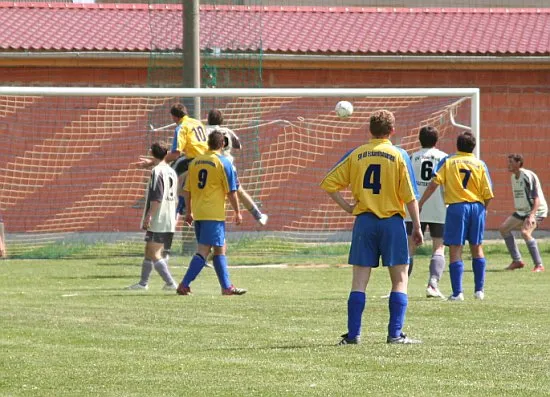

{"left": 321, "top": 109, "right": 423, "bottom": 345}
{"left": 419, "top": 131, "right": 494, "bottom": 301}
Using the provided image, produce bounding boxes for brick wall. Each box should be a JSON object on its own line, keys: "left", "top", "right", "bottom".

{"left": 2, "top": 65, "right": 548, "bottom": 231}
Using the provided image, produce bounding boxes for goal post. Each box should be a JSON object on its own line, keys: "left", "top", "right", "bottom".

{"left": 0, "top": 87, "right": 480, "bottom": 258}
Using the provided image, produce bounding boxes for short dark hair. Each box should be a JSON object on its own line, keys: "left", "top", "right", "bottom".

{"left": 508, "top": 153, "right": 524, "bottom": 167}
{"left": 150, "top": 142, "right": 168, "bottom": 160}
{"left": 170, "top": 103, "right": 187, "bottom": 119}
{"left": 456, "top": 131, "right": 476, "bottom": 153}
{"left": 419, "top": 126, "right": 439, "bottom": 148}
{"left": 369, "top": 109, "right": 395, "bottom": 138}
{"left": 208, "top": 109, "right": 223, "bottom": 125}
{"left": 208, "top": 130, "right": 225, "bottom": 151}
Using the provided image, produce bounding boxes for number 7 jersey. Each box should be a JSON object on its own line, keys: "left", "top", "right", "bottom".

{"left": 433, "top": 151, "right": 494, "bottom": 205}
{"left": 320, "top": 138, "right": 418, "bottom": 219}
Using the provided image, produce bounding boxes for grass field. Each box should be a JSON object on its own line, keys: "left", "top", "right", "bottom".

{"left": 1, "top": 242, "right": 549, "bottom": 396}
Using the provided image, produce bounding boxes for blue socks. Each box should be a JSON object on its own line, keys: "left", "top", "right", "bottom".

{"left": 449, "top": 261, "right": 464, "bottom": 296}
{"left": 213, "top": 255, "right": 232, "bottom": 289}
{"left": 181, "top": 254, "right": 206, "bottom": 287}
{"left": 388, "top": 292, "right": 408, "bottom": 338}
{"left": 472, "top": 257, "right": 486, "bottom": 292}
{"left": 347, "top": 291, "right": 366, "bottom": 339}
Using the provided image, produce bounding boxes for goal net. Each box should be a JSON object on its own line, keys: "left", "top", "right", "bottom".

{"left": 0, "top": 87, "right": 479, "bottom": 258}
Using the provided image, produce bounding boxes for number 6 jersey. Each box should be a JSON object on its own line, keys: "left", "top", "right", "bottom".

{"left": 320, "top": 138, "right": 418, "bottom": 219}
{"left": 407, "top": 147, "right": 448, "bottom": 224}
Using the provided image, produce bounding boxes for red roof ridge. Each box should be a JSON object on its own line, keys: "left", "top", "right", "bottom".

{"left": 0, "top": 2, "right": 181, "bottom": 10}
{"left": 0, "top": 3, "right": 549, "bottom": 13}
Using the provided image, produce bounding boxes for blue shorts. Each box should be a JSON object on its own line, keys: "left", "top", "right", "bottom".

{"left": 194, "top": 220, "right": 225, "bottom": 247}
{"left": 444, "top": 202, "right": 486, "bottom": 246}
{"left": 349, "top": 213, "right": 409, "bottom": 267}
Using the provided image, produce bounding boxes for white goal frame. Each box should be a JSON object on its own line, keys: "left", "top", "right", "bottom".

{"left": 0, "top": 87, "right": 481, "bottom": 157}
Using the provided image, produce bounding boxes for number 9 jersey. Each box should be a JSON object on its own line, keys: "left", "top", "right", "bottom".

{"left": 407, "top": 147, "right": 448, "bottom": 224}
{"left": 320, "top": 138, "right": 418, "bottom": 219}
{"left": 184, "top": 152, "right": 239, "bottom": 221}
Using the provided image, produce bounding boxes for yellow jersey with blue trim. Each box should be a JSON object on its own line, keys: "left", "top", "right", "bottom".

{"left": 433, "top": 151, "right": 494, "bottom": 205}
{"left": 183, "top": 151, "right": 238, "bottom": 221}
{"left": 176, "top": 116, "right": 209, "bottom": 158}
{"left": 320, "top": 138, "right": 419, "bottom": 218}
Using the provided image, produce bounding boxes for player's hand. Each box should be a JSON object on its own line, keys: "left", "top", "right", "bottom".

{"left": 234, "top": 212, "right": 243, "bottom": 225}
{"left": 136, "top": 156, "right": 154, "bottom": 169}
{"left": 418, "top": 202, "right": 423, "bottom": 213}
{"left": 524, "top": 215, "right": 536, "bottom": 228}
{"left": 411, "top": 228, "right": 423, "bottom": 247}
{"left": 345, "top": 201, "right": 356, "bottom": 214}
{"left": 184, "top": 213, "right": 194, "bottom": 226}
{"left": 141, "top": 219, "right": 150, "bottom": 230}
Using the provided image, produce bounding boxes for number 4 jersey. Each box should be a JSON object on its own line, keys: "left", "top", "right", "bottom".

{"left": 406, "top": 147, "right": 448, "bottom": 224}
{"left": 320, "top": 138, "right": 418, "bottom": 219}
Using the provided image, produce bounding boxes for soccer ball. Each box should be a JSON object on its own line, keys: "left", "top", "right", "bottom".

{"left": 335, "top": 101, "right": 354, "bottom": 118}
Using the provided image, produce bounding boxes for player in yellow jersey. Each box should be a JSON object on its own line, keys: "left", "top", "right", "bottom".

{"left": 321, "top": 109, "right": 423, "bottom": 345}
{"left": 419, "top": 131, "right": 494, "bottom": 301}
{"left": 176, "top": 130, "right": 246, "bottom": 296}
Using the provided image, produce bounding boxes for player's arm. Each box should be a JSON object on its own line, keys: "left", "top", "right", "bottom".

{"left": 320, "top": 150, "right": 353, "bottom": 213}
{"left": 182, "top": 172, "right": 193, "bottom": 226}
{"left": 227, "top": 190, "right": 242, "bottom": 225}
{"left": 165, "top": 150, "right": 181, "bottom": 163}
{"left": 327, "top": 192, "right": 355, "bottom": 214}
{"left": 418, "top": 180, "right": 439, "bottom": 213}
{"left": 406, "top": 199, "right": 423, "bottom": 247}
{"left": 142, "top": 200, "right": 160, "bottom": 230}
{"left": 221, "top": 156, "right": 242, "bottom": 225}
{"left": 227, "top": 129, "right": 242, "bottom": 150}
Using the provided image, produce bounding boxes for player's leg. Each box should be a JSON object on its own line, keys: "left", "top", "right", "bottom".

{"left": 340, "top": 213, "right": 375, "bottom": 344}
{"left": 426, "top": 223, "right": 446, "bottom": 298}
{"left": 177, "top": 221, "right": 210, "bottom": 295}
{"left": 206, "top": 223, "right": 246, "bottom": 295}
{"left": 126, "top": 232, "right": 155, "bottom": 290}
{"left": 237, "top": 186, "right": 268, "bottom": 226}
{"left": 520, "top": 217, "right": 544, "bottom": 271}
{"left": 148, "top": 233, "right": 177, "bottom": 290}
{"left": 468, "top": 202, "right": 487, "bottom": 299}
{"left": 382, "top": 215, "right": 420, "bottom": 343}
{"left": 499, "top": 214, "right": 524, "bottom": 270}
{"left": 445, "top": 203, "right": 468, "bottom": 301}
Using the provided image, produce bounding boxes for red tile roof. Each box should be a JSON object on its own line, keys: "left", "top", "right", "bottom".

{"left": 0, "top": 3, "right": 549, "bottom": 55}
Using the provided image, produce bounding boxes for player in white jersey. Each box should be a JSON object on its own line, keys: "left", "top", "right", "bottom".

{"left": 500, "top": 154, "right": 547, "bottom": 272}
{"left": 405, "top": 126, "right": 447, "bottom": 298}
{"left": 206, "top": 109, "right": 268, "bottom": 226}
{"left": 126, "top": 142, "right": 179, "bottom": 290}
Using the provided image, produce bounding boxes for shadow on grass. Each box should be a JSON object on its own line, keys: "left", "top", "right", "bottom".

{"left": 51, "top": 274, "right": 136, "bottom": 280}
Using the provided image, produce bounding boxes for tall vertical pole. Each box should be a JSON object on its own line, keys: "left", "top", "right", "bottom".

{"left": 183, "top": 0, "right": 201, "bottom": 119}
{"left": 472, "top": 89, "right": 480, "bottom": 158}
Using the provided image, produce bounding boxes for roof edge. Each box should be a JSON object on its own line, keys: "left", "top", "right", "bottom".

{"left": 1, "top": 3, "right": 550, "bottom": 13}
